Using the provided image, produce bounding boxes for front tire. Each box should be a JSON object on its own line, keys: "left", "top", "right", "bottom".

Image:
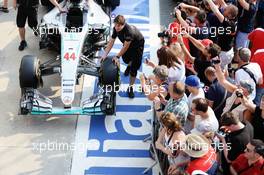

{"left": 19, "top": 55, "right": 42, "bottom": 89}
{"left": 99, "top": 56, "right": 120, "bottom": 92}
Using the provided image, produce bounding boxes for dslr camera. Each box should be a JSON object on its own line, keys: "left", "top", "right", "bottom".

{"left": 236, "top": 91, "right": 243, "bottom": 98}
{"left": 171, "top": 2, "right": 187, "bottom": 19}
{"left": 157, "top": 30, "right": 169, "bottom": 38}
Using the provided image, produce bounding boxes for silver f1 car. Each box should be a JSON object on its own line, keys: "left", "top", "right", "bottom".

{"left": 19, "top": 0, "right": 120, "bottom": 115}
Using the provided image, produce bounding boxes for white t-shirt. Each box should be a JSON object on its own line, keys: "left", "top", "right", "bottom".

{"left": 191, "top": 107, "right": 219, "bottom": 134}
{"left": 235, "top": 63, "right": 263, "bottom": 100}
{"left": 168, "top": 60, "right": 186, "bottom": 83}
{"left": 187, "top": 88, "right": 205, "bottom": 108}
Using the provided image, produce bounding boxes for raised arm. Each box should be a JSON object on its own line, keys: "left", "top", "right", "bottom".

{"left": 216, "top": 0, "right": 227, "bottom": 8}
{"left": 237, "top": 0, "right": 250, "bottom": 10}
{"left": 177, "top": 34, "right": 195, "bottom": 63}
{"left": 241, "top": 95, "right": 256, "bottom": 113}
{"left": 49, "top": 0, "right": 64, "bottom": 12}
{"left": 179, "top": 3, "right": 200, "bottom": 12}
{"left": 215, "top": 62, "right": 237, "bottom": 93}
{"left": 175, "top": 9, "right": 197, "bottom": 34}
{"left": 205, "top": 0, "right": 224, "bottom": 23}
{"left": 184, "top": 33, "right": 206, "bottom": 54}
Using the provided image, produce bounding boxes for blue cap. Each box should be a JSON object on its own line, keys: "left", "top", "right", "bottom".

{"left": 185, "top": 75, "right": 202, "bottom": 88}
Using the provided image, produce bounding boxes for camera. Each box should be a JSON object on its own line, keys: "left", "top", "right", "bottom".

{"left": 157, "top": 30, "right": 169, "bottom": 38}
{"left": 236, "top": 91, "right": 243, "bottom": 98}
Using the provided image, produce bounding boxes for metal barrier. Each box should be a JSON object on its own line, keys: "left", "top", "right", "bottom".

{"left": 143, "top": 106, "right": 170, "bottom": 175}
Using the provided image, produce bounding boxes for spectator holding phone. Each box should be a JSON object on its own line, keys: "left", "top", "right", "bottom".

{"left": 140, "top": 65, "right": 169, "bottom": 102}
{"left": 214, "top": 57, "right": 254, "bottom": 122}
{"left": 145, "top": 47, "right": 186, "bottom": 83}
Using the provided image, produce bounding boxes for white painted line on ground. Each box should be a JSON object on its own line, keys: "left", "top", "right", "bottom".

{"left": 70, "top": 75, "right": 95, "bottom": 175}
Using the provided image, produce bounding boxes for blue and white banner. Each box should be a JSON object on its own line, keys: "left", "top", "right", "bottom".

{"left": 71, "top": 0, "right": 161, "bottom": 174}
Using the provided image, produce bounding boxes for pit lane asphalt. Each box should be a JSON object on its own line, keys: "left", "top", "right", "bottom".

{"left": 0, "top": 4, "right": 81, "bottom": 175}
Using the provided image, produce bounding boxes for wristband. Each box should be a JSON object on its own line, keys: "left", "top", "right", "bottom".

{"left": 116, "top": 55, "right": 120, "bottom": 59}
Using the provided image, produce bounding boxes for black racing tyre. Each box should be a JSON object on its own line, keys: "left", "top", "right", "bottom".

{"left": 99, "top": 56, "right": 120, "bottom": 91}
{"left": 19, "top": 55, "right": 42, "bottom": 89}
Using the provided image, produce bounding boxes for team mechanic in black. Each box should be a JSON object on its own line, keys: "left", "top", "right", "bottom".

{"left": 101, "top": 15, "right": 145, "bottom": 98}
{"left": 13, "top": 0, "right": 39, "bottom": 51}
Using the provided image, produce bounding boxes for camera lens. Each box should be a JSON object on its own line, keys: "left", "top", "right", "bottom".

{"left": 236, "top": 91, "right": 243, "bottom": 98}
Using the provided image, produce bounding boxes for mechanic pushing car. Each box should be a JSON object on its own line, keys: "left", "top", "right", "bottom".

{"left": 101, "top": 15, "right": 145, "bottom": 98}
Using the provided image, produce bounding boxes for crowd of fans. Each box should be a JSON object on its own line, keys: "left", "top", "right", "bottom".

{"left": 139, "top": 0, "right": 264, "bottom": 174}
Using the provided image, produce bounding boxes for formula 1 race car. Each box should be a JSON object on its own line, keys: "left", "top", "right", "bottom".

{"left": 19, "top": 0, "right": 120, "bottom": 115}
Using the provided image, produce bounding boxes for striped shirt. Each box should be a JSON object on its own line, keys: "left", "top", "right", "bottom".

{"left": 164, "top": 94, "right": 189, "bottom": 126}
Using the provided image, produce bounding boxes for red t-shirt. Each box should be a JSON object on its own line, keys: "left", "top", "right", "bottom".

{"left": 168, "top": 21, "right": 190, "bottom": 49}
{"left": 248, "top": 28, "right": 264, "bottom": 56}
{"left": 231, "top": 154, "right": 264, "bottom": 175}
{"left": 168, "top": 21, "right": 193, "bottom": 70}
{"left": 251, "top": 49, "right": 264, "bottom": 88}
{"left": 186, "top": 147, "right": 217, "bottom": 174}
